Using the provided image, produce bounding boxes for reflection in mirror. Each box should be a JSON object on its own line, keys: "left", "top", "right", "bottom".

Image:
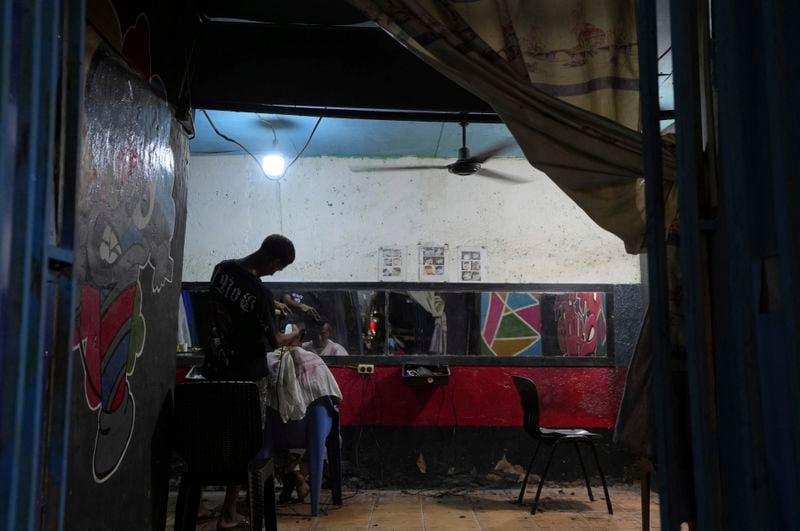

{"left": 179, "top": 287, "right": 611, "bottom": 359}
{"left": 278, "top": 289, "right": 361, "bottom": 355}
{"left": 478, "top": 292, "right": 608, "bottom": 357}
{"left": 365, "top": 291, "right": 437, "bottom": 355}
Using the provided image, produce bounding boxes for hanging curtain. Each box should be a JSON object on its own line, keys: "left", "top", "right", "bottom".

{"left": 407, "top": 291, "right": 447, "bottom": 354}
{"left": 347, "top": 0, "right": 677, "bottom": 253}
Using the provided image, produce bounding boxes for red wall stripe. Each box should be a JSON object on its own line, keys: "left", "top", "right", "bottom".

{"left": 176, "top": 365, "right": 626, "bottom": 429}
{"left": 331, "top": 366, "right": 627, "bottom": 429}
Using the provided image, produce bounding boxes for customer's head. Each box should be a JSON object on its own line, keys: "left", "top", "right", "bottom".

{"left": 280, "top": 313, "right": 306, "bottom": 346}
{"left": 307, "top": 318, "right": 332, "bottom": 349}
{"left": 252, "top": 234, "right": 295, "bottom": 276}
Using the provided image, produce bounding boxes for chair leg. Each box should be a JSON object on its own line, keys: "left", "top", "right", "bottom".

{"left": 517, "top": 441, "right": 540, "bottom": 505}
{"left": 531, "top": 444, "right": 558, "bottom": 515}
{"left": 574, "top": 443, "right": 595, "bottom": 501}
{"left": 641, "top": 468, "right": 651, "bottom": 531}
{"left": 264, "top": 471, "right": 277, "bottom": 531}
{"left": 589, "top": 441, "right": 613, "bottom": 514}
{"left": 174, "top": 474, "right": 201, "bottom": 531}
{"left": 308, "top": 444, "right": 325, "bottom": 516}
{"left": 308, "top": 403, "right": 335, "bottom": 516}
{"left": 248, "top": 467, "right": 264, "bottom": 531}
{"left": 327, "top": 432, "right": 343, "bottom": 506}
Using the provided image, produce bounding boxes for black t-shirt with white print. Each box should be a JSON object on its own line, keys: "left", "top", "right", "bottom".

{"left": 205, "top": 260, "right": 277, "bottom": 381}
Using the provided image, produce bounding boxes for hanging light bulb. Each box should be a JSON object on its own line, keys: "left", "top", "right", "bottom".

{"left": 258, "top": 113, "right": 285, "bottom": 179}
{"left": 261, "top": 153, "right": 285, "bottom": 177}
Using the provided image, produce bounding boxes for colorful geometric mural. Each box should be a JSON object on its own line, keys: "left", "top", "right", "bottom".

{"left": 480, "top": 292, "right": 542, "bottom": 356}
{"left": 554, "top": 292, "right": 607, "bottom": 356}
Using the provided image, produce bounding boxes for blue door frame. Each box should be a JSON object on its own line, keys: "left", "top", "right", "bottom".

{"left": 0, "top": 0, "right": 85, "bottom": 529}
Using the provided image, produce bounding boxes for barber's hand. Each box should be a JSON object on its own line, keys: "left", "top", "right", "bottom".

{"left": 300, "top": 303, "right": 321, "bottom": 320}
{"left": 274, "top": 301, "right": 291, "bottom": 315}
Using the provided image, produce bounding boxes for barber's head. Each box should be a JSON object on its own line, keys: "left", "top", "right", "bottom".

{"left": 253, "top": 234, "right": 295, "bottom": 276}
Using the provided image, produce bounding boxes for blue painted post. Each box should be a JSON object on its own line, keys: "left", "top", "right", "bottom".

{"left": 4, "top": 0, "right": 50, "bottom": 526}
{"left": 0, "top": 0, "right": 15, "bottom": 520}
{"left": 668, "top": 0, "right": 722, "bottom": 527}
{"left": 758, "top": 0, "right": 800, "bottom": 527}
{"left": 0, "top": 0, "right": 83, "bottom": 529}
{"left": 636, "top": 0, "right": 679, "bottom": 529}
{"left": 42, "top": 0, "right": 84, "bottom": 528}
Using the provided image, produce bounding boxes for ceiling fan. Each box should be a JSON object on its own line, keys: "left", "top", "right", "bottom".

{"left": 254, "top": 113, "right": 296, "bottom": 130}
{"left": 351, "top": 121, "right": 527, "bottom": 183}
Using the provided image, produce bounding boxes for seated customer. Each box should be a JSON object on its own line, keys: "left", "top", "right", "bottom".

{"left": 264, "top": 321, "right": 343, "bottom": 502}
{"left": 303, "top": 318, "right": 349, "bottom": 356}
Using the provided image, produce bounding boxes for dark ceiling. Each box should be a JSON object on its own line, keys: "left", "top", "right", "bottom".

{"left": 198, "top": 0, "right": 369, "bottom": 26}
{"left": 190, "top": 0, "right": 498, "bottom": 122}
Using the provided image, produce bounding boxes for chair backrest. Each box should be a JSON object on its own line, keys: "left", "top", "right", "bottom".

{"left": 174, "top": 381, "right": 262, "bottom": 484}
{"left": 512, "top": 375, "right": 542, "bottom": 438}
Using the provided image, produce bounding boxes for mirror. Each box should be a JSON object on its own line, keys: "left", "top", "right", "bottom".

{"left": 180, "top": 286, "right": 612, "bottom": 359}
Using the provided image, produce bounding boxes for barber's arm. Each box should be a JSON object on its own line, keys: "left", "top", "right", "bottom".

{"left": 273, "top": 300, "right": 290, "bottom": 315}
{"left": 281, "top": 293, "right": 321, "bottom": 320}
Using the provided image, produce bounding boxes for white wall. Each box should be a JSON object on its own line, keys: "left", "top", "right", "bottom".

{"left": 183, "top": 155, "right": 640, "bottom": 284}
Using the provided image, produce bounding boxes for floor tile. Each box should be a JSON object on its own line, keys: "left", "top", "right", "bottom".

{"left": 165, "top": 485, "right": 660, "bottom": 531}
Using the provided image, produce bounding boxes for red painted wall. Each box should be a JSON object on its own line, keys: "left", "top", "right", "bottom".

{"left": 331, "top": 366, "right": 627, "bottom": 429}
{"left": 176, "top": 366, "right": 190, "bottom": 383}
{"left": 176, "top": 365, "right": 627, "bottom": 429}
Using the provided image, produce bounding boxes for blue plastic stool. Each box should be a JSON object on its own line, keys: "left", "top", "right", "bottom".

{"left": 265, "top": 398, "right": 342, "bottom": 516}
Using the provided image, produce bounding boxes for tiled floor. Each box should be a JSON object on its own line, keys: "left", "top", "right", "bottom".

{"left": 169, "top": 485, "right": 659, "bottom": 530}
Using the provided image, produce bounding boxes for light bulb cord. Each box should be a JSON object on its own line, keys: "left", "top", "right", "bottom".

{"left": 201, "top": 109, "right": 282, "bottom": 181}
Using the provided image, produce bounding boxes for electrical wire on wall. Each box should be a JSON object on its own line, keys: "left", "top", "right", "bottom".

{"left": 201, "top": 109, "right": 278, "bottom": 179}
{"left": 366, "top": 371, "right": 384, "bottom": 482}
{"left": 200, "top": 110, "right": 323, "bottom": 181}
{"left": 354, "top": 374, "right": 369, "bottom": 470}
{"left": 185, "top": 110, "right": 196, "bottom": 140}
{"left": 276, "top": 181, "right": 284, "bottom": 234}
{"left": 284, "top": 116, "right": 323, "bottom": 176}
{"left": 276, "top": 116, "right": 322, "bottom": 233}
{"left": 200, "top": 110, "right": 323, "bottom": 234}
{"left": 433, "top": 122, "right": 445, "bottom": 157}
{"left": 255, "top": 113, "right": 278, "bottom": 143}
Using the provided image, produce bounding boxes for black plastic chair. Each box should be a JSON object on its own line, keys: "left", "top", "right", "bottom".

{"left": 511, "top": 375, "right": 613, "bottom": 515}
{"left": 173, "top": 381, "right": 277, "bottom": 531}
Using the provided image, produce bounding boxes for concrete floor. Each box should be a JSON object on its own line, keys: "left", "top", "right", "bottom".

{"left": 168, "top": 485, "right": 661, "bottom": 530}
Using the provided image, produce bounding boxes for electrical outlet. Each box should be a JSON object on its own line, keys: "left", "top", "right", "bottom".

{"left": 357, "top": 364, "right": 374, "bottom": 375}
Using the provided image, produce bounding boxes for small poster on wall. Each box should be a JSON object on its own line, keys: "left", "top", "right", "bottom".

{"left": 458, "top": 246, "right": 486, "bottom": 282}
{"left": 379, "top": 246, "right": 405, "bottom": 281}
{"left": 419, "top": 244, "right": 447, "bottom": 281}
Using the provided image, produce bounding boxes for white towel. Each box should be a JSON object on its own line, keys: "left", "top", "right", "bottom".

{"left": 263, "top": 347, "right": 343, "bottom": 423}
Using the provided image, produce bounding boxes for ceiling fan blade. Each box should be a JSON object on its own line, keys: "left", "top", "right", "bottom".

{"left": 466, "top": 139, "right": 516, "bottom": 163}
{"left": 350, "top": 165, "right": 448, "bottom": 172}
{"left": 475, "top": 168, "right": 529, "bottom": 183}
{"left": 254, "top": 114, "right": 296, "bottom": 130}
